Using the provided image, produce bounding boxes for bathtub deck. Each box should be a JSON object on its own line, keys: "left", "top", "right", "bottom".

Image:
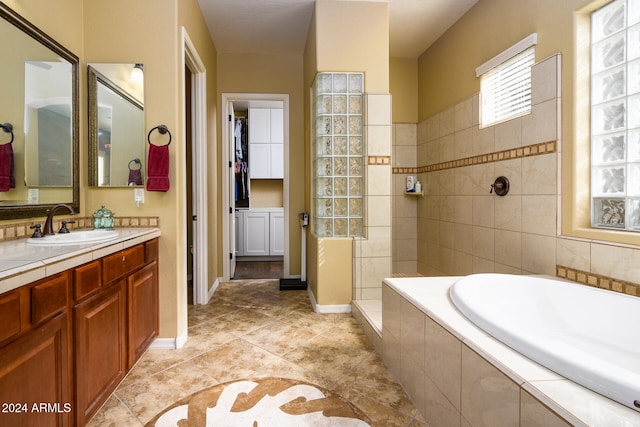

{"left": 381, "top": 276, "right": 640, "bottom": 427}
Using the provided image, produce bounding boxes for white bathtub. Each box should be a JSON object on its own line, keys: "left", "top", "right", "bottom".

{"left": 450, "top": 273, "right": 640, "bottom": 413}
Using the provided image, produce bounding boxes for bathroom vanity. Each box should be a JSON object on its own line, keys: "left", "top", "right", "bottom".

{"left": 0, "top": 228, "right": 160, "bottom": 426}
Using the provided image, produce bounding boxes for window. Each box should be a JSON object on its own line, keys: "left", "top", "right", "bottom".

{"left": 590, "top": 0, "right": 640, "bottom": 231}
{"left": 477, "top": 34, "right": 537, "bottom": 127}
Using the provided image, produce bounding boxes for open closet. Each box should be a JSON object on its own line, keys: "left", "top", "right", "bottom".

{"left": 230, "top": 100, "right": 285, "bottom": 280}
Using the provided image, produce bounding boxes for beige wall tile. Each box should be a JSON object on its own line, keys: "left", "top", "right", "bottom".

{"left": 495, "top": 194, "right": 522, "bottom": 232}
{"left": 473, "top": 125, "right": 495, "bottom": 155}
{"left": 395, "top": 146, "right": 417, "bottom": 167}
{"left": 522, "top": 154, "right": 557, "bottom": 195}
{"left": 367, "top": 195, "right": 391, "bottom": 227}
{"left": 401, "top": 300, "right": 425, "bottom": 368}
{"left": 532, "top": 54, "right": 560, "bottom": 105}
{"left": 367, "top": 165, "right": 391, "bottom": 196}
{"left": 522, "top": 99, "right": 557, "bottom": 146}
{"left": 367, "top": 125, "right": 392, "bottom": 156}
{"left": 556, "top": 237, "right": 591, "bottom": 272}
{"left": 496, "top": 158, "right": 522, "bottom": 195}
{"left": 455, "top": 97, "right": 474, "bottom": 131}
{"left": 440, "top": 107, "right": 455, "bottom": 137}
{"left": 591, "top": 242, "right": 640, "bottom": 284}
{"left": 454, "top": 223, "right": 473, "bottom": 254}
{"left": 455, "top": 128, "right": 474, "bottom": 160}
{"left": 424, "top": 371, "right": 462, "bottom": 427}
{"left": 522, "top": 195, "right": 557, "bottom": 236}
{"left": 424, "top": 316, "right": 462, "bottom": 410}
{"left": 426, "top": 115, "right": 439, "bottom": 142}
{"left": 522, "top": 234, "right": 557, "bottom": 275}
{"left": 495, "top": 229, "right": 522, "bottom": 269}
{"left": 396, "top": 239, "right": 418, "bottom": 261}
{"left": 366, "top": 94, "right": 391, "bottom": 126}
{"left": 440, "top": 134, "right": 456, "bottom": 163}
{"left": 472, "top": 226, "right": 495, "bottom": 261}
{"left": 361, "top": 256, "right": 392, "bottom": 286}
{"left": 520, "top": 389, "right": 571, "bottom": 427}
{"left": 461, "top": 345, "right": 520, "bottom": 427}
{"left": 395, "top": 123, "right": 417, "bottom": 146}
{"left": 494, "top": 117, "right": 522, "bottom": 152}
{"left": 472, "top": 196, "right": 495, "bottom": 228}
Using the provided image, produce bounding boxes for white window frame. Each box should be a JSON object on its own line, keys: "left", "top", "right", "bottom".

{"left": 476, "top": 33, "right": 538, "bottom": 128}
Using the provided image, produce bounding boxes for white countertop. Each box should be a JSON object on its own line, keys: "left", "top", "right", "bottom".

{"left": 0, "top": 227, "right": 161, "bottom": 294}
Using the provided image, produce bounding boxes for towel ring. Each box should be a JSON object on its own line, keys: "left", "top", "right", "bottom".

{"left": 0, "top": 123, "right": 14, "bottom": 145}
{"left": 147, "top": 124, "right": 172, "bottom": 146}
{"left": 128, "top": 158, "right": 142, "bottom": 170}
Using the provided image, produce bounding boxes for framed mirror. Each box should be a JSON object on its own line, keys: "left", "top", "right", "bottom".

{"left": 0, "top": 2, "right": 79, "bottom": 220}
{"left": 88, "top": 63, "right": 145, "bottom": 187}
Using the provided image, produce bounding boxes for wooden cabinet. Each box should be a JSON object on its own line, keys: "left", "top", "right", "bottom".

{"left": 72, "top": 239, "right": 158, "bottom": 426}
{"left": 73, "top": 281, "right": 126, "bottom": 427}
{"left": 0, "top": 237, "right": 159, "bottom": 427}
{"left": 248, "top": 107, "right": 284, "bottom": 179}
{"left": 0, "top": 273, "right": 72, "bottom": 427}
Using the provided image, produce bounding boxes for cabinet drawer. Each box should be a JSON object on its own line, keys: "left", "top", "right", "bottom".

{"left": 31, "top": 273, "right": 69, "bottom": 325}
{"left": 74, "top": 260, "right": 101, "bottom": 302}
{"left": 102, "top": 244, "right": 145, "bottom": 284}
{"left": 0, "top": 291, "right": 22, "bottom": 345}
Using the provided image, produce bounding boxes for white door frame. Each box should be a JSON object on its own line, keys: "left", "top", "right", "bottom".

{"left": 182, "top": 28, "right": 209, "bottom": 305}
{"left": 221, "top": 93, "right": 290, "bottom": 281}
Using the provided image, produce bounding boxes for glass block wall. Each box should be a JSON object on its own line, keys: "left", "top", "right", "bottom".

{"left": 591, "top": 0, "right": 640, "bottom": 231}
{"left": 313, "top": 72, "right": 364, "bottom": 237}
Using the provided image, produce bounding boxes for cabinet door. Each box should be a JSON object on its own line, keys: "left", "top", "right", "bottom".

{"left": 269, "top": 211, "right": 285, "bottom": 256}
{"left": 248, "top": 108, "right": 270, "bottom": 143}
{"left": 243, "top": 211, "right": 270, "bottom": 256}
{"left": 270, "top": 143, "right": 284, "bottom": 179}
{"left": 0, "top": 313, "right": 71, "bottom": 427}
{"left": 249, "top": 143, "right": 271, "bottom": 179}
{"left": 270, "top": 108, "right": 283, "bottom": 143}
{"left": 74, "top": 281, "right": 126, "bottom": 426}
{"left": 127, "top": 262, "right": 158, "bottom": 369}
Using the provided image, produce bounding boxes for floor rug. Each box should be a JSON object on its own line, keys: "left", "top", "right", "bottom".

{"left": 146, "top": 377, "right": 373, "bottom": 426}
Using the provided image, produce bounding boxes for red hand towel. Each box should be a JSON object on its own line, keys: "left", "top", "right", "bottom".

{"left": 146, "top": 144, "right": 170, "bottom": 192}
{"left": 0, "top": 143, "right": 15, "bottom": 192}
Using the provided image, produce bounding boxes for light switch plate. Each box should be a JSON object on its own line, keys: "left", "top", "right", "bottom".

{"left": 134, "top": 188, "right": 144, "bottom": 206}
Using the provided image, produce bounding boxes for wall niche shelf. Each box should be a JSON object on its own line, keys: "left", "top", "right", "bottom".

{"left": 404, "top": 191, "right": 424, "bottom": 197}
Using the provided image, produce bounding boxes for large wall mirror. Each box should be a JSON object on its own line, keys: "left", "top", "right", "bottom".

{"left": 0, "top": 2, "right": 79, "bottom": 219}
{"left": 88, "top": 63, "right": 145, "bottom": 187}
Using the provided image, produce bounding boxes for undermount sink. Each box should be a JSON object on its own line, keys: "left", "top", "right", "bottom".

{"left": 27, "top": 229, "right": 120, "bottom": 246}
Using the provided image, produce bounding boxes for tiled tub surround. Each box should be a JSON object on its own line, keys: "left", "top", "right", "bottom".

{"left": 382, "top": 277, "right": 640, "bottom": 427}
{"left": 0, "top": 227, "right": 161, "bottom": 294}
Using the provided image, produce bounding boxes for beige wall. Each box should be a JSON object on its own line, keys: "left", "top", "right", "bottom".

{"left": 217, "top": 52, "right": 305, "bottom": 276}
{"left": 250, "top": 180, "right": 284, "bottom": 208}
{"left": 390, "top": 58, "right": 418, "bottom": 124}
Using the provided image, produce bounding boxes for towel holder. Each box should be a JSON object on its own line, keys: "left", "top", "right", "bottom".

{"left": 147, "top": 124, "right": 172, "bottom": 146}
{"left": 128, "top": 158, "right": 142, "bottom": 170}
{"left": 0, "top": 123, "right": 14, "bottom": 145}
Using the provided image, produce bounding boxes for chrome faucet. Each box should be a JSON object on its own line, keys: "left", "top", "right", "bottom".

{"left": 43, "top": 204, "right": 76, "bottom": 235}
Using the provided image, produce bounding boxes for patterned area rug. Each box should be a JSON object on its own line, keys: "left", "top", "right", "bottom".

{"left": 146, "top": 377, "right": 372, "bottom": 426}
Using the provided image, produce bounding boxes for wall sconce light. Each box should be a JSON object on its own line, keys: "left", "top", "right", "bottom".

{"left": 130, "top": 63, "right": 144, "bottom": 84}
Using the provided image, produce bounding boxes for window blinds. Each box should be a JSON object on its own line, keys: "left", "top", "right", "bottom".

{"left": 479, "top": 46, "right": 535, "bottom": 127}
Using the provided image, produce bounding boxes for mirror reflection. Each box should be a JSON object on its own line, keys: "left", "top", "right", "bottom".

{"left": 88, "top": 63, "right": 145, "bottom": 187}
{"left": 0, "top": 2, "right": 79, "bottom": 219}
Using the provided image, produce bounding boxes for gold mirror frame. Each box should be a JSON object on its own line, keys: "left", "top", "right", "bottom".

{"left": 0, "top": 2, "right": 79, "bottom": 220}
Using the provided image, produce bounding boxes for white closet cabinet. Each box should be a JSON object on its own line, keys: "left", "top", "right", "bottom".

{"left": 235, "top": 209, "right": 284, "bottom": 257}
{"left": 249, "top": 108, "right": 283, "bottom": 179}
{"left": 269, "top": 211, "right": 285, "bottom": 256}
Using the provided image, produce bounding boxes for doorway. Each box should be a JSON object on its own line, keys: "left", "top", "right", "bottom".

{"left": 222, "top": 94, "right": 290, "bottom": 282}
{"left": 183, "top": 29, "right": 208, "bottom": 305}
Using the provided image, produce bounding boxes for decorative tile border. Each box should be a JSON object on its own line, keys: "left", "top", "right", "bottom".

{"left": 557, "top": 264, "right": 639, "bottom": 297}
{"left": 0, "top": 216, "right": 159, "bottom": 243}
{"left": 392, "top": 140, "right": 556, "bottom": 174}
{"left": 368, "top": 155, "right": 391, "bottom": 165}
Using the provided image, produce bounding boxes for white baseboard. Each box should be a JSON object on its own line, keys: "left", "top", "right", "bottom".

{"left": 150, "top": 329, "right": 188, "bottom": 350}
{"left": 209, "top": 278, "right": 220, "bottom": 301}
{"left": 307, "top": 287, "right": 352, "bottom": 314}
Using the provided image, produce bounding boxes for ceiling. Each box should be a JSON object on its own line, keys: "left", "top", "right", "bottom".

{"left": 197, "top": 0, "right": 479, "bottom": 59}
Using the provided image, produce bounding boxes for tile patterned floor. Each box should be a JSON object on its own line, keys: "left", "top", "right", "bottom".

{"left": 89, "top": 279, "right": 426, "bottom": 427}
